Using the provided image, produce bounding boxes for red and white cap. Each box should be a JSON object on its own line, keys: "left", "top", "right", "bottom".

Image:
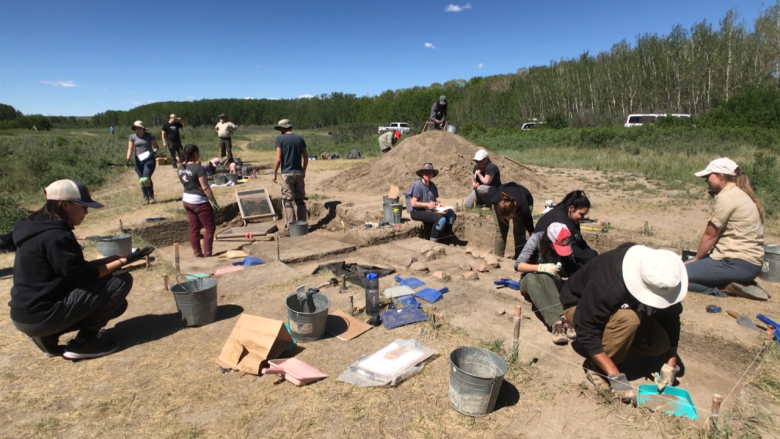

{"left": 44, "top": 179, "right": 104, "bottom": 208}
{"left": 546, "top": 222, "right": 572, "bottom": 257}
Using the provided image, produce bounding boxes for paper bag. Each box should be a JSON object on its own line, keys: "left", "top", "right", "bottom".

{"left": 216, "top": 314, "right": 294, "bottom": 375}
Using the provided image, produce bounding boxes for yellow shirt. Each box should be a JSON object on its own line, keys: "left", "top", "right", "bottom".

{"left": 710, "top": 183, "right": 764, "bottom": 266}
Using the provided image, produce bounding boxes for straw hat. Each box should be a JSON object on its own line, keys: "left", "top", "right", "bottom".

{"left": 622, "top": 245, "right": 688, "bottom": 309}
{"left": 131, "top": 120, "right": 146, "bottom": 130}
{"left": 416, "top": 163, "right": 439, "bottom": 178}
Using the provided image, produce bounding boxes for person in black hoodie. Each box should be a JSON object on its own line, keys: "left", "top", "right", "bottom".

{"left": 490, "top": 182, "right": 534, "bottom": 259}
{"left": 9, "top": 180, "right": 152, "bottom": 360}
{"left": 534, "top": 190, "right": 597, "bottom": 267}
{"left": 560, "top": 243, "right": 687, "bottom": 402}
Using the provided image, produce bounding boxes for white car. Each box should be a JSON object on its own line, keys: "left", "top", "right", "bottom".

{"left": 624, "top": 113, "right": 690, "bottom": 127}
{"left": 378, "top": 122, "right": 411, "bottom": 135}
{"left": 521, "top": 121, "right": 544, "bottom": 130}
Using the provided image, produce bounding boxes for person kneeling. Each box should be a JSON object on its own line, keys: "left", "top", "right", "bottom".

{"left": 560, "top": 243, "right": 686, "bottom": 403}
{"left": 8, "top": 180, "right": 152, "bottom": 360}
{"left": 515, "top": 223, "right": 579, "bottom": 345}
{"left": 407, "top": 163, "right": 459, "bottom": 244}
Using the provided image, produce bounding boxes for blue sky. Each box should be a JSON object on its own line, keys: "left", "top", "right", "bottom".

{"left": 0, "top": 0, "right": 769, "bottom": 116}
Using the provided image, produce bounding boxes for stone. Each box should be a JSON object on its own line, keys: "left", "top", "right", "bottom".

{"left": 475, "top": 264, "right": 490, "bottom": 273}
{"left": 420, "top": 244, "right": 433, "bottom": 254}
{"left": 410, "top": 262, "right": 429, "bottom": 272}
{"left": 497, "top": 309, "right": 506, "bottom": 316}
{"left": 433, "top": 245, "right": 446, "bottom": 255}
{"left": 403, "top": 257, "right": 418, "bottom": 268}
{"left": 432, "top": 271, "right": 451, "bottom": 281}
{"left": 480, "top": 252, "right": 489, "bottom": 259}
{"left": 484, "top": 256, "right": 500, "bottom": 268}
{"left": 423, "top": 250, "right": 437, "bottom": 261}
{"left": 462, "top": 272, "right": 479, "bottom": 280}
{"left": 459, "top": 261, "right": 472, "bottom": 271}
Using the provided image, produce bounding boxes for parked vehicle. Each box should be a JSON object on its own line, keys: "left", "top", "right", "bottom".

{"left": 624, "top": 113, "right": 690, "bottom": 127}
{"left": 521, "top": 122, "right": 544, "bottom": 130}
{"left": 378, "top": 122, "right": 411, "bottom": 134}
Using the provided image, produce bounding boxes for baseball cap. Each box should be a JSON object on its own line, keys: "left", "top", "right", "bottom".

{"left": 473, "top": 149, "right": 489, "bottom": 161}
{"left": 45, "top": 180, "right": 104, "bottom": 208}
{"left": 438, "top": 95, "right": 447, "bottom": 105}
{"left": 546, "top": 222, "right": 572, "bottom": 257}
{"left": 694, "top": 157, "right": 738, "bottom": 177}
{"left": 169, "top": 114, "right": 177, "bottom": 118}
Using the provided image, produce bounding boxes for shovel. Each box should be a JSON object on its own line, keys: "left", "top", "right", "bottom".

{"left": 727, "top": 310, "right": 761, "bottom": 331}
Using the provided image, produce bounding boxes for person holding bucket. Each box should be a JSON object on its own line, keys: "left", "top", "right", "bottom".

{"left": 407, "top": 163, "right": 461, "bottom": 244}
{"left": 126, "top": 120, "right": 159, "bottom": 205}
{"left": 8, "top": 179, "right": 153, "bottom": 360}
{"left": 178, "top": 144, "right": 219, "bottom": 257}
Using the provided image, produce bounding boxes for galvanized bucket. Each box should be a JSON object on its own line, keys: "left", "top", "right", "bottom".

{"left": 289, "top": 221, "right": 308, "bottom": 237}
{"left": 170, "top": 277, "right": 218, "bottom": 327}
{"left": 449, "top": 346, "right": 508, "bottom": 416}
{"left": 213, "top": 174, "right": 227, "bottom": 185}
{"left": 760, "top": 244, "right": 780, "bottom": 283}
{"left": 446, "top": 125, "right": 458, "bottom": 134}
{"left": 286, "top": 292, "right": 330, "bottom": 342}
{"left": 225, "top": 174, "right": 239, "bottom": 184}
{"left": 382, "top": 196, "right": 399, "bottom": 223}
{"left": 96, "top": 234, "right": 132, "bottom": 257}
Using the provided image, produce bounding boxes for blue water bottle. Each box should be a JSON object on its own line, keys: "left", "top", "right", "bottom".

{"left": 365, "top": 273, "right": 380, "bottom": 326}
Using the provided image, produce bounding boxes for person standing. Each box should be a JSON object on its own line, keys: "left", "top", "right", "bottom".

{"left": 464, "top": 149, "right": 501, "bottom": 208}
{"left": 110, "top": 126, "right": 114, "bottom": 136}
{"left": 178, "top": 144, "right": 219, "bottom": 257}
{"left": 215, "top": 113, "right": 238, "bottom": 162}
{"left": 378, "top": 130, "right": 396, "bottom": 155}
{"left": 126, "top": 121, "right": 159, "bottom": 205}
{"left": 272, "top": 119, "right": 308, "bottom": 234}
{"left": 161, "top": 114, "right": 187, "bottom": 169}
{"left": 685, "top": 158, "right": 767, "bottom": 300}
{"left": 429, "top": 95, "right": 448, "bottom": 130}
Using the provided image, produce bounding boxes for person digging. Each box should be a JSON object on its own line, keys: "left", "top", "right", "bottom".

{"left": 560, "top": 243, "right": 687, "bottom": 403}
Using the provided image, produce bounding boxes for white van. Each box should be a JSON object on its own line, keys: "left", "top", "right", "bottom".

{"left": 624, "top": 113, "right": 690, "bottom": 127}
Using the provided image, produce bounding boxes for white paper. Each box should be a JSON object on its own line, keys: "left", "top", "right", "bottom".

{"left": 357, "top": 341, "right": 426, "bottom": 377}
{"left": 434, "top": 206, "right": 453, "bottom": 212}
{"left": 137, "top": 151, "right": 151, "bottom": 161}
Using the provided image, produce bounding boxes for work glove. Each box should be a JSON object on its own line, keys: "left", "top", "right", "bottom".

{"left": 607, "top": 373, "right": 636, "bottom": 404}
{"left": 210, "top": 200, "right": 221, "bottom": 213}
{"left": 537, "top": 263, "right": 560, "bottom": 275}
{"left": 125, "top": 159, "right": 132, "bottom": 167}
{"left": 125, "top": 246, "right": 155, "bottom": 264}
{"left": 653, "top": 363, "right": 680, "bottom": 392}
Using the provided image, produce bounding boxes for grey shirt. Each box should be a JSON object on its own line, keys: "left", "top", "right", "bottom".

{"left": 129, "top": 132, "right": 156, "bottom": 158}
{"left": 274, "top": 132, "right": 307, "bottom": 173}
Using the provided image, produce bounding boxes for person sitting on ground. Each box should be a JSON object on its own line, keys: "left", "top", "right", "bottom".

{"left": 490, "top": 182, "right": 534, "bottom": 259}
{"left": 178, "top": 144, "right": 219, "bottom": 258}
{"left": 465, "top": 149, "right": 502, "bottom": 209}
{"left": 407, "top": 163, "right": 459, "bottom": 244}
{"left": 429, "top": 95, "right": 448, "bottom": 130}
{"left": 685, "top": 158, "right": 767, "bottom": 300}
{"left": 205, "top": 157, "right": 220, "bottom": 176}
{"left": 515, "top": 222, "right": 579, "bottom": 345}
{"left": 9, "top": 180, "right": 153, "bottom": 360}
{"left": 378, "top": 130, "right": 397, "bottom": 155}
{"left": 126, "top": 120, "right": 159, "bottom": 205}
{"left": 534, "top": 190, "right": 597, "bottom": 267}
{"left": 561, "top": 243, "right": 686, "bottom": 402}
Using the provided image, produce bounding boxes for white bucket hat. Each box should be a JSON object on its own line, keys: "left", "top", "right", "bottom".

{"left": 622, "top": 245, "right": 688, "bottom": 309}
{"left": 694, "top": 157, "right": 738, "bottom": 177}
{"left": 131, "top": 120, "right": 146, "bottom": 130}
{"left": 473, "top": 149, "right": 489, "bottom": 161}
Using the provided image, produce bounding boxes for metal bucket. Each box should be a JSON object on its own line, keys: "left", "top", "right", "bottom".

{"left": 286, "top": 292, "right": 330, "bottom": 342}
{"left": 96, "top": 234, "right": 132, "bottom": 257}
{"left": 449, "top": 346, "right": 508, "bottom": 416}
{"left": 383, "top": 196, "right": 399, "bottom": 223}
{"left": 289, "top": 221, "right": 308, "bottom": 237}
{"left": 760, "top": 244, "right": 780, "bottom": 283}
{"left": 446, "top": 125, "right": 458, "bottom": 134}
{"left": 213, "top": 174, "right": 227, "bottom": 185}
{"left": 225, "top": 174, "right": 239, "bottom": 184}
{"left": 170, "top": 278, "right": 218, "bottom": 327}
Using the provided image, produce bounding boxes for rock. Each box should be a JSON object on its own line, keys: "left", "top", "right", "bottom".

{"left": 403, "top": 257, "right": 418, "bottom": 268}
{"left": 497, "top": 309, "right": 506, "bottom": 316}
{"left": 462, "top": 272, "right": 479, "bottom": 280}
{"left": 475, "top": 264, "right": 490, "bottom": 273}
{"left": 479, "top": 252, "right": 489, "bottom": 259}
{"left": 432, "top": 271, "right": 451, "bottom": 281}
{"left": 410, "top": 262, "right": 429, "bottom": 272}
{"left": 420, "top": 244, "right": 432, "bottom": 254}
{"left": 459, "top": 261, "right": 472, "bottom": 271}
{"left": 423, "top": 250, "right": 437, "bottom": 261}
{"left": 484, "top": 256, "right": 500, "bottom": 268}
{"left": 433, "top": 245, "right": 446, "bottom": 255}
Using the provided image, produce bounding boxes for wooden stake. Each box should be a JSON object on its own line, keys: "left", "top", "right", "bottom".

{"left": 145, "top": 255, "right": 151, "bottom": 269}
{"left": 163, "top": 275, "right": 169, "bottom": 291}
{"left": 512, "top": 305, "right": 522, "bottom": 352}
{"left": 709, "top": 394, "right": 723, "bottom": 430}
{"left": 275, "top": 233, "right": 280, "bottom": 260}
{"left": 173, "top": 243, "right": 180, "bottom": 272}
{"left": 340, "top": 274, "right": 347, "bottom": 293}
{"left": 766, "top": 325, "right": 776, "bottom": 345}
{"left": 349, "top": 295, "right": 354, "bottom": 316}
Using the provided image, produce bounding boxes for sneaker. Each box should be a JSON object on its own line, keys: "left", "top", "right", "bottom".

{"left": 561, "top": 315, "right": 577, "bottom": 340}
{"left": 28, "top": 334, "right": 64, "bottom": 357}
{"left": 551, "top": 321, "right": 568, "bottom": 345}
{"left": 63, "top": 336, "right": 119, "bottom": 360}
{"left": 143, "top": 197, "right": 149, "bottom": 205}
{"left": 149, "top": 197, "right": 156, "bottom": 204}
{"left": 725, "top": 282, "right": 770, "bottom": 301}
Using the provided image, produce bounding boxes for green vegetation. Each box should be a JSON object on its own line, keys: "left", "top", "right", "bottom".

{"left": 246, "top": 123, "right": 379, "bottom": 158}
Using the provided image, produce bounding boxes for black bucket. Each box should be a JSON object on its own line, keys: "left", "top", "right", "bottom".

{"left": 170, "top": 278, "right": 218, "bottom": 327}
{"left": 449, "top": 346, "right": 508, "bottom": 416}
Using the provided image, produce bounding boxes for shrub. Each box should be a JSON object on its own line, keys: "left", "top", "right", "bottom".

{"left": 746, "top": 151, "right": 780, "bottom": 217}
{"left": 0, "top": 195, "right": 27, "bottom": 233}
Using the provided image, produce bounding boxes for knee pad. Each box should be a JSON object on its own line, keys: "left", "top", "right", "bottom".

{"left": 139, "top": 177, "right": 151, "bottom": 187}
{"left": 283, "top": 199, "right": 294, "bottom": 209}
{"left": 435, "top": 217, "right": 446, "bottom": 231}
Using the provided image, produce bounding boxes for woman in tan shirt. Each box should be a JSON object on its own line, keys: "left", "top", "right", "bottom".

{"left": 685, "top": 158, "right": 767, "bottom": 300}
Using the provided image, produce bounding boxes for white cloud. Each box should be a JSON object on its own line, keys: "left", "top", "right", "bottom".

{"left": 40, "top": 80, "right": 78, "bottom": 87}
{"left": 98, "top": 87, "right": 108, "bottom": 91}
{"left": 424, "top": 42, "right": 437, "bottom": 49}
{"left": 131, "top": 101, "right": 141, "bottom": 105}
{"left": 244, "top": 97, "right": 254, "bottom": 100}
{"left": 298, "top": 94, "right": 314, "bottom": 98}
{"left": 267, "top": 97, "right": 279, "bottom": 100}
{"left": 444, "top": 3, "right": 471, "bottom": 12}
{"left": 478, "top": 63, "right": 483, "bottom": 68}
{"left": 187, "top": 95, "right": 195, "bottom": 99}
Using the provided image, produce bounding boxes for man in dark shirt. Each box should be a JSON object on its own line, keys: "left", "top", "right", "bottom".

{"left": 272, "top": 119, "right": 308, "bottom": 234}
{"left": 560, "top": 243, "right": 687, "bottom": 402}
{"left": 161, "top": 114, "right": 187, "bottom": 169}
{"left": 465, "top": 149, "right": 501, "bottom": 208}
{"left": 429, "top": 95, "right": 448, "bottom": 129}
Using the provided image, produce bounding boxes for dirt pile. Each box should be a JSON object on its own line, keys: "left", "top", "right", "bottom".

{"left": 322, "top": 131, "right": 547, "bottom": 198}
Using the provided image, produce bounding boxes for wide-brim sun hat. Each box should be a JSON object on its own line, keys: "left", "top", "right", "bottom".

{"left": 275, "top": 119, "right": 293, "bottom": 130}
{"left": 694, "top": 157, "right": 738, "bottom": 177}
{"left": 131, "top": 120, "right": 146, "bottom": 130}
{"left": 416, "top": 163, "right": 439, "bottom": 178}
{"left": 622, "top": 245, "right": 688, "bottom": 309}
{"left": 45, "top": 179, "right": 104, "bottom": 208}
{"left": 219, "top": 113, "right": 227, "bottom": 119}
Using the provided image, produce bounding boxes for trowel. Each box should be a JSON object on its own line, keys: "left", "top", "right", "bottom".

{"left": 727, "top": 311, "right": 761, "bottom": 331}
{"left": 296, "top": 285, "right": 320, "bottom": 312}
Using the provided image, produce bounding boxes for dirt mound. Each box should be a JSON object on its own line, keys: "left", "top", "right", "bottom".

{"left": 323, "top": 131, "right": 547, "bottom": 199}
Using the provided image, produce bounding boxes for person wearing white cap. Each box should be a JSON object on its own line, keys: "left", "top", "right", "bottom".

{"left": 464, "top": 149, "right": 501, "bottom": 209}
{"left": 126, "top": 121, "right": 160, "bottom": 205}
{"left": 9, "top": 180, "right": 153, "bottom": 360}
{"left": 514, "top": 222, "right": 579, "bottom": 345}
{"left": 161, "top": 114, "right": 187, "bottom": 169}
{"left": 560, "top": 243, "right": 688, "bottom": 402}
{"left": 685, "top": 157, "right": 767, "bottom": 300}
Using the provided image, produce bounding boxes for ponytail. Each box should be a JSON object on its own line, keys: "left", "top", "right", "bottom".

{"left": 558, "top": 190, "right": 590, "bottom": 211}
{"left": 495, "top": 192, "right": 517, "bottom": 224}
{"left": 538, "top": 232, "right": 554, "bottom": 262}
{"left": 183, "top": 144, "right": 199, "bottom": 162}
{"left": 730, "top": 168, "right": 765, "bottom": 223}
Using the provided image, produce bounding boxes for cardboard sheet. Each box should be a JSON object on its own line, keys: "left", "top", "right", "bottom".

{"left": 325, "top": 310, "right": 373, "bottom": 341}
{"left": 216, "top": 314, "right": 294, "bottom": 375}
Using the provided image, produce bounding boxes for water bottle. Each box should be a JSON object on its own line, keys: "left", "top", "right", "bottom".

{"left": 392, "top": 204, "right": 401, "bottom": 225}
{"left": 365, "top": 273, "right": 380, "bottom": 326}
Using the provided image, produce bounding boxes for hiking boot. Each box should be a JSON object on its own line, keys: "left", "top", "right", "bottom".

{"left": 561, "top": 315, "right": 577, "bottom": 340}
{"left": 149, "top": 197, "right": 156, "bottom": 204}
{"left": 725, "top": 282, "right": 770, "bottom": 301}
{"left": 28, "top": 334, "right": 64, "bottom": 357}
{"left": 551, "top": 321, "right": 568, "bottom": 345}
{"left": 63, "top": 335, "right": 119, "bottom": 360}
{"left": 142, "top": 197, "right": 149, "bottom": 205}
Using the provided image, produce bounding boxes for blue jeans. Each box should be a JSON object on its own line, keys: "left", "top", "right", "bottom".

{"left": 134, "top": 154, "right": 156, "bottom": 198}
{"left": 686, "top": 256, "right": 762, "bottom": 297}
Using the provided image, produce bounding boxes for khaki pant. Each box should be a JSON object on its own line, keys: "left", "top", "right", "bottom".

{"left": 281, "top": 172, "right": 306, "bottom": 228}
{"left": 564, "top": 306, "right": 670, "bottom": 364}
